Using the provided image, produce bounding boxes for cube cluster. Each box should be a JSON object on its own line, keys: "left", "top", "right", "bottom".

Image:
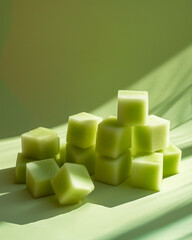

{"left": 15, "top": 126, "right": 95, "bottom": 204}
{"left": 117, "top": 90, "right": 181, "bottom": 191}
{"left": 15, "top": 90, "right": 182, "bottom": 206}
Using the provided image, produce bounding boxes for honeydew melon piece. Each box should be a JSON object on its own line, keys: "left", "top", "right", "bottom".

{"left": 26, "top": 158, "right": 59, "bottom": 198}
{"left": 133, "top": 115, "right": 170, "bottom": 153}
{"left": 66, "top": 143, "right": 95, "bottom": 175}
{"left": 96, "top": 116, "right": 132, "bottom": 158}
{"left": 66, "top": 112, "right": 102, "bottom": 149}
{"left": 21, "top": 127, "right": 60, "bottom": 159}
{"left": 130, "top": 153, "right": 163, "bottom": 191}
{"left": 117, "top": 90, "right": 148, "bottom": 126}
{"left": 15, "top": 153, "right": 36, "bottom": 183}
{"left": 51, "top": 163, "right": 94, "bottom": 205}
{"left": 54, "top": 142, "right": 66, "bottom": 167}
{"left": 94, "top": 149, "right": 132, "bottom": 186}
{"left": 157, "top": 143, "right": 182, "bottom": 178}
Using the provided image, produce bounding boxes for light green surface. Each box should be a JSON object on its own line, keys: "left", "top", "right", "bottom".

{"left": 94, "top": 150, "right": 132, "bottom": 186}
{"left": 117, "top": 90, "right": 148, "bottom": 126}
{"left": 26, "top": 159, "right": 60, "bottom": 198}
{"left": 51, "top": 163, "right": 94, "bottom": 205}
{"left": 66, "top": 143, "right": 95, "bottom": 175}
{"left": 133, "top": 115, "right": 170, "bottom": 153}
{"left": 66, "top": 112, "right": 102, "bottom": 149}
{"left": 21, "top": 127, "right": 60, "bottom": 160}
{"left": 130, "top": 153, "right": 163, "bottom": 191}
{"left": 1, "top": 44, "right": 192, "bottom": 240}
{"left": 96, "top": 116, "right": 132, "bottom": 158}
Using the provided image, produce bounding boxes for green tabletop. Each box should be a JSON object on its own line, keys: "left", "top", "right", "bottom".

{"left": 1, "top": 44, "right": 192, "bottom": 240}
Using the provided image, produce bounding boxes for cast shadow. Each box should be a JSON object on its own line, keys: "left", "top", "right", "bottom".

{"left": 0, "top": 167, "right": 83, "bottom": 224}
{"left": 87, "top": 178, "right": 155, "bottom": 208}
{"left": 0, "top": 167, "right": 154, "bottom": 225}
{"left": 182, "top": 145, "right": 192, "bottom": 159}
{"left": 110, "top": 200, "right": 192, "bottom": 240}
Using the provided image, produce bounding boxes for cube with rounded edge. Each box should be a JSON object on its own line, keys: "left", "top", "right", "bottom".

{"left": 26, "top": 158, "right": 60, "bottom": 198}
{"left": 54, "top": 142, "right": 67, "bottom": 167}
{"left": 117, "top": 90, "right": 148, "bottom": 126}
{"left": 66, "top": 143, "right": 95, "bottom": 175}
{"left": 133, "top": 115, "right": 170, "bottom": 153}
{"left": 21, "top": 127, "right": 60, "bottom": 159}
{"left": 15, "top": 153, "right": 37, "bottom": 183}
{"left": 157, "top": 143, "right": 182, "bottom": 178}
{"left": 51, "top": 163, "right": 95, "bottom": 205}
{"left": 130, "top": 153, "right": 163, "bottom": 191}
{"left": 94, "top": 150, "right": 132, "bottom": 186}
{"left": 96, "top": 116, "right": 132, "bottom": 158}
{"left": 66, "top": 112, "right": 102, "bottom": 149}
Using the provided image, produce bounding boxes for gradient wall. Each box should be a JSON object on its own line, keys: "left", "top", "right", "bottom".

{"left": 1, "top": 0, "right": 192, "bottom": 138}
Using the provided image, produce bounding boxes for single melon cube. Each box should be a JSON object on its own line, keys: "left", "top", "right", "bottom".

{"left": 94, "top": 150, "right": 132, "bottom": 186}
{"left": 66, "top": 112, "right": 102, "bottom": 149}
{"left": 130, "top": 153, "right": 163, "bottom": 191}
{"left": 96, "top": 116, "right": 132, "bottom": 158}
{"left": 51, "top": 163, "right": 94, "bottom": 205}
{"left": 54, "top": 142, "right": 67, "bottom": 167}
{"left": 21, "top": 127, "right": 60, "bottom": 159}
{"left": 117, "top": 90, "right": 148, "bottom": 126}
{"left": 157, "top": 143, "right": 182, "bottom": 178}
{"left": 15, "top": 153, "right": 37, "bottom": 183}
{"left": 133, "top": 115, "right": 170, "bottom": 153}
{"left": 26, "top": 158, "right": 59, "bottom": 198}
{"left": 66, "top": 143, "right": 95, "bottom": 175}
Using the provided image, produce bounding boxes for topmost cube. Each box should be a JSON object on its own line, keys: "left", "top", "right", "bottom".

{"left": 117, "top": 90, "right": 148, "bottom": 126}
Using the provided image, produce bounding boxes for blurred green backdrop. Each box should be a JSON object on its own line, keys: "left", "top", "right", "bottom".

{"left": 1, "top": 0, "right": 192, "bottom": 138}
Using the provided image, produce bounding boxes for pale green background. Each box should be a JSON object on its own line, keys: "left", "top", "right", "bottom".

{"left": 1, "top": 0, "right": 192, "bottom": 138}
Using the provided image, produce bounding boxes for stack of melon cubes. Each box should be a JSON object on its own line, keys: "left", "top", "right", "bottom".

{"left": 15, "top": 90, "right": 182, "bottom": 205}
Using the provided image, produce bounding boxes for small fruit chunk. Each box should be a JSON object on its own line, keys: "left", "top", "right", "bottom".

{"left": 96, "top": 116, "right": 132, "bottom": 158}
{"left": 66, "top": 112, "right": 102, "bottom": 149}
{"left": 66, "top": 143, "right": 96, "bottom": 175}
{"left": 21, "top": 127, "right": 60, "bottom": 159}
{"left": 51, "top": 163, "right": 94, "bottom": 205}
{"left": 130, "top": 153, "right": 163, "bottom": 191}
{"left": 117, "top": 90, "right": 148, "bottom": 126}
{"left": 157, "top": 143, "right": 182, "bottom": 178}
{"left": 94, "top": 150, "right": 132, "bottom": 186}
{"left": 26, "top": 158, "right": 59, "bottom": 198}
{"left": 133, "top": 115, "right": 170, "bottom": 153}
{"left": 15, "top": 153, "right": 36, "bottom": 183}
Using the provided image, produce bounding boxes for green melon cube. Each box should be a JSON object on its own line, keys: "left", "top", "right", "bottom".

{"left": 66, "top": 143, "right": 95, "bottom": 175}
{"left": 66, "top": 112, "right": 102, "bottom": 149}
{"left": 26, "top": 158, "right": 60, "bottom": 198}
{"left": 157, "top": 143, "right": 182, "bottom": 178}
{"left": 130, "top": 153, "right": 163, "bottom": 191}
{"left": 21, "top": 127, "right": 60, "bottom": 159}
{"left": 117, "top": 90, "right": 148, "bottom": 126}
{"left": 51, "top": 163, "right": 95, "bottom": 205}
{"left": 95, "top": 116, "right": 132, "bottom": 158}
{"left": 94, "top": 150, "right": 132, "bottom": 186}
{"left": 133, "top": 115, "right": 170, "bottom": 153}
{"left": 54, "top": 142, "right": 66, "bottom": 167}
{"left": 15, "top": 153, "right": 37, "bottom": 183}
